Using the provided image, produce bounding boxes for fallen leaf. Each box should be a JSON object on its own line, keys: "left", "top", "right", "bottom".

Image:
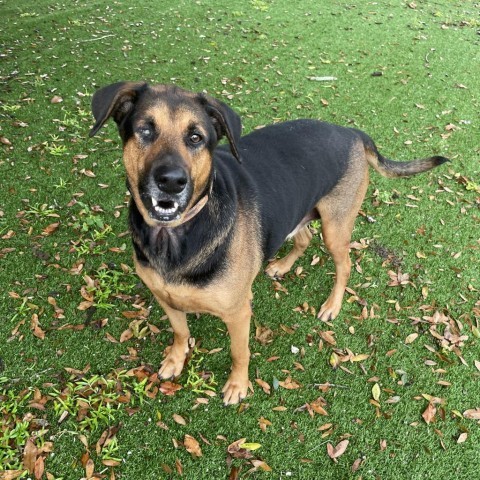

{"left": 159, "top": 381, "right": 182, "bottom": 396}
{"left": 463, "top": 409, "right": 480, "bottom": 420}
{"left": 249, "top": 459, "right": 272, "bottom": 472}
{"left": 23, "top": 438, "right": 38, "bottom": 473}
{"left": 42, "top": 222, "right": 60, "bottom": 236}
{"left": 422, "top": 402, "right": 437, "bottom": 424}
{"left": 255, "top": 378, "right": 271, "bottom": 395}
{"left": 258, "top": 417, "right": 272, "bottom": 432}
{"left": 351, "top": 457, "right": 363, "bottom": 472}
{"left": 405, "top": 333, "right": 418, "bottom": 344}
{"left": 239, "top": 442, "right": 262, "bottom": 451}
{"left": 327, "top": 439, "right": 349, "bottom": 461}
{"left": 0, "top": 471, "right": 25, "bottom": 480}
{"left": 278, "top": 376, "right": 301, "bottom": 390}
{"left": 51, "top": 95, "right": 63, "bottom": 103}
{"left": 184, "top": 434, "right": 202, "bottom": 458}
{"left": 319, "top": 330, "right": 336, "bottom": 346}
{"left": 457, "top": 433, "right": 468, "bottom": 444}
{"left": 372, "top": 383, "right": 381, "bottom": 402}
{"left": 173, "top": 414, "right": 187, "bottom": 426}
{"left": 227, "top": 438, "right": 254, "bottom": 459}
{"left": 85, "top": 459, "right": 95, "bottom": 478}
{"left": 30, "top": 314, "right": 45, "bottom": 340}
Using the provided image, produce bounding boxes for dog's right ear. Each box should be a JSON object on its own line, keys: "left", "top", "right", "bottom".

{"left": 89, "top": 81, "right": 147, "bottom": 137}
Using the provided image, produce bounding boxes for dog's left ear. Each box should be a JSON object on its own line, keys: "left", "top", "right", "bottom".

{"left": 199, "top": 94, "right": 242, "bottom": 163}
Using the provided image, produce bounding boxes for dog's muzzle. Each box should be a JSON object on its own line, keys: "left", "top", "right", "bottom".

{"left": 141, "top": 164, "right": 192, "bottom": 223}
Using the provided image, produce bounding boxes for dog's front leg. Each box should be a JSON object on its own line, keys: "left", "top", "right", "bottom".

{"left": 221, "top": 301, "right": 252, "bottom": 406}
{"left": 158, "top": 303, "right": 191, "bottom": 380}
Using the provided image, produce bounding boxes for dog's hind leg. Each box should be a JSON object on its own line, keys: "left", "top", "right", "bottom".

{"left": 265, "top": 225, "right": 313, "bottom": 278}
{"left": 316, "top": 166, "right": 369, "bottom": 321}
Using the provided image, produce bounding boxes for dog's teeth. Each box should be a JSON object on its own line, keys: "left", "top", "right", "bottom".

{"left": 151, "top": 197, "right": 158, "bottom": 206}
{"left": 173, "top": 202, "right": 179, "bottom": 209}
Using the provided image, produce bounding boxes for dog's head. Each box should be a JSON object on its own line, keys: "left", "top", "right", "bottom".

{"left": 89, "top": 82, "right": 242, "bottom": 227}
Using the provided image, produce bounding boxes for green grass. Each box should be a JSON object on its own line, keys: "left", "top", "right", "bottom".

{"left": 1, "top": 0, "right": 479, "bottom": 478}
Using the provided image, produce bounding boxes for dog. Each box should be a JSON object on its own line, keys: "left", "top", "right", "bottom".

{"left": 89, "top": 82, "right": 448, "bottom": 405}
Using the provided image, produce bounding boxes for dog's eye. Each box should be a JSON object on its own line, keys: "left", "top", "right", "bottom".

{"left": 189, "top": 133, "right": 203, "bottom": 145}
{"left": 137, "top": 126, "right": 154, "bottom": 141}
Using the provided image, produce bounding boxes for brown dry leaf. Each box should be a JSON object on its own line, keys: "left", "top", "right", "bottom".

{"left": 50, "top": 95, "right": 63, "bottom": 103}
{"left": 457, "top": 433, "right": 468, "bottom": 444}
{"left": 30, "top": 314, "right": 45, "bottom": 340}
{"left": 351, "top": 457, "right": 363, "bottom": 472}
{"left": 119, "top": 328, "right": 134, "bottom": 343}
{"left": 34, "top": 457, "right": 45, "bottom": 480}
{"left": 278, "top": 376, "right": 302, "bottom": 390}
{"left": 81, "top": 169, "right": 96, "bottom": 178}
{"left": 85, "top": 459, "right": 95, "bottom": 478}
{"left": 2, "top": 230, "right": 15, "bottom": 240}
{"left": 42, "top": 222, "right": 60, "bottom": 236}
{"left": 387, "top": 269, "right": 411, "bottom": 287}
{"left": 310, "top": 397, "right": 328, "bottom": 416}
{"left": 258, "top": 416, "right": 272, "bottom": 433}
{"left": 255, "top": 324, "right": 274, "bottom": 345}
{"left": 77, "top": 301, "right": 94, "bottom": 311}
{"left": 23, "top": 438, "right": 38, "bottom": 473}
{"left": 463, "top": 409, "right": 480, "bottom": 420}
{"left": 1, "top": 471, "right": 26, "bottom": 480}
{"left": 173, "top": 414, "right": 187, "bottom": 426}
{"left": 159, "top": 381, "right": 182, "bottom": 396}
{"left": 255, "top": 378, "right": 271, "bottom": 395}
{"left": 1, "top": 136, "right": 12, "bottom": 145}
{"left": 327, "top": 439, "right": 349, "bottom": 461}
{"left": 249, "top": 459, "right": 272, "bottom": 472}
{"left": 405, "top": 333, "right": 419, "bottom": 344}
{"left": 227, "top": 438, "right": 254, "bottom": 460}
{"left": 319, "top": 330, "right": 336, "bottom": 346}
{"left": 422, "top": 402, "right": 437, "bottom": 424}
{"left": 229, "top": 466, "right": 241, "bottom": 480}
{"left": 175, "top": 458, "right": 183, "bottom": 475}
{"left": 184, "top": 435, "right": 202, "bottom": 458}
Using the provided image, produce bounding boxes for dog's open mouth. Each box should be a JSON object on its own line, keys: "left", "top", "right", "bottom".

{"left": 149, "top": 197, "right": 182, "bottom": 222}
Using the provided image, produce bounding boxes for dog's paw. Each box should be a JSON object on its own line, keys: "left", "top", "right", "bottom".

{"left": 317, "top": 298, "right": 342, "bottom": 321}
{"left": 265, "top": 259, "right": 286, "bottom": 279}
{"left": 222, "top": 376, "right": 250, "bottom": 406}
{"left": 158, "top": 354, "right": 185, "bottom": 380}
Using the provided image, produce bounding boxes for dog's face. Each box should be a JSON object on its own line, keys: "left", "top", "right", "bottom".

{"left": 90, "top": 83, "right": 242, "bottom": 227}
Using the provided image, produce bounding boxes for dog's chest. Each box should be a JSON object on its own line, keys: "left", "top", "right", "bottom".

{"left": 135, "top": 259, "right": 233, "bottom": 316}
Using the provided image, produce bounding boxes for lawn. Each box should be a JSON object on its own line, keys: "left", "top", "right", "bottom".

{"left": 1, "top": 0, "right": 479, "bottom": 478}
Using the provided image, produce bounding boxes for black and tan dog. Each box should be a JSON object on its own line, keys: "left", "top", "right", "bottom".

{"left": 90, "top": 82, "right": 447, "bottom": 405}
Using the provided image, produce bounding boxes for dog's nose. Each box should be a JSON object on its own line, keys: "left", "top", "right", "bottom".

{"left": 153, "top": 165, "right": 188, "bottom": 194}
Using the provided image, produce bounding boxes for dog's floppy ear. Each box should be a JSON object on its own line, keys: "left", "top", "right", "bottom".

{"left": 199, "top": 94, "right": 242, "bottom": 163}
{"left": 89, "top": 81, "right": 147, "bottom": 137}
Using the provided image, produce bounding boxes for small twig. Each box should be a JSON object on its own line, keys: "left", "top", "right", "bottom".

{"left": 79, "top": 34, "right": 116, "bottom": 43}
{"left": 307, "top": 439, "right": 330, "bottom": 453}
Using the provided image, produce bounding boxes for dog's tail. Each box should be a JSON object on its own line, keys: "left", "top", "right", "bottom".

{"left": 360, "top": 131, "right": 449, "bottom": 178}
